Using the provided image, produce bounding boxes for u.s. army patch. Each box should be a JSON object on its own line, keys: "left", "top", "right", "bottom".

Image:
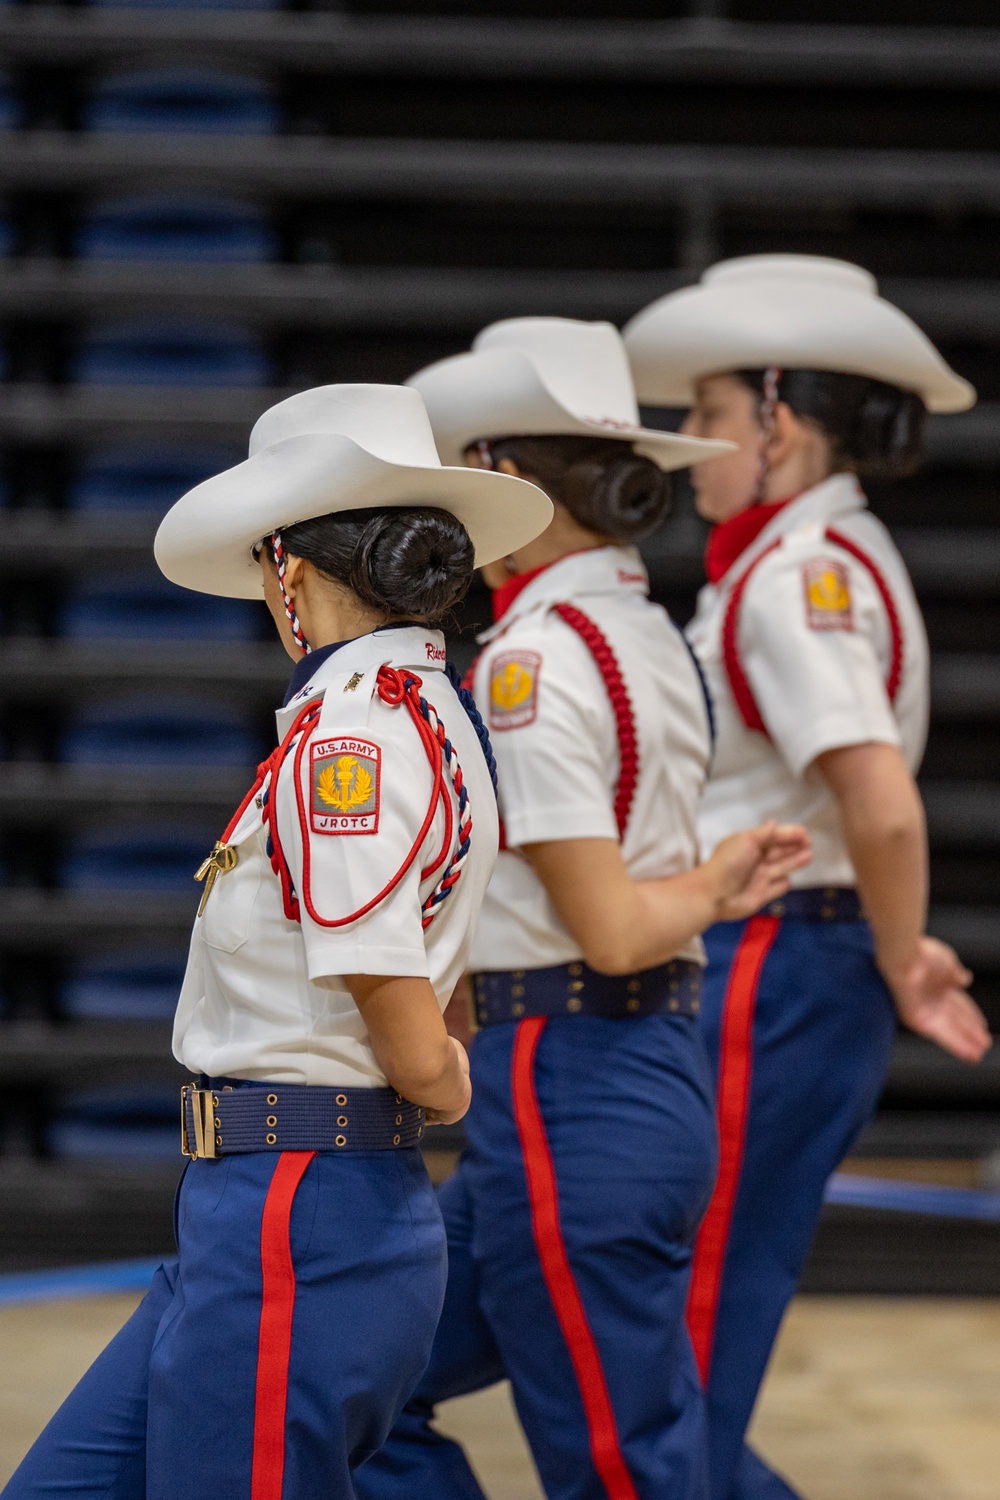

{"left": 310, "top": 736, "right": 381, "bottom": 834}
{"left": 802, "top": 558, "right": 853, "bottom": 631}
{"left": 488, "top": 651, "right": 541, "bottom": 731}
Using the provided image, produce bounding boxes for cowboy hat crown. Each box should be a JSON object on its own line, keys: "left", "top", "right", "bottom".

{"left": 408, "top": 316, "right": 735, "bottom": 471}
{"left": 154, "top": 383, "right": 553, "bottom": 599}
{"left": 622, "top": 254, "right": 975, "bottom": 414}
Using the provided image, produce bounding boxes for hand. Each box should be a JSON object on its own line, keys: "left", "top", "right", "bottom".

{"left": 884, "top": 936, "right": 992, "bottom": 1063}
{"left": 423, "top": 1037, "right": 472, "bottom": 1125}
{"left": 708, "top": 820, "right": 813, "bottom": 923}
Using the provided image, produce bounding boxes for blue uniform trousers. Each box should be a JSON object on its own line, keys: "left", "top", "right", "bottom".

{"left": 355, "top": 1012, "right": 718, "bottom": 1500}
{"left": 2, "top": 1148, "right": 446, "bottom": 1500}
{"left": 689, "top": 915, "right": 896, "bottom": 1500}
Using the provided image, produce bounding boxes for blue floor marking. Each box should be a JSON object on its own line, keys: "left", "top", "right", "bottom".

{"left": 825, "top": 1173, "right": 1000, "bottom": 1221}
{"left": 0, "top": 1257, "right": 162, "bottom": 1307}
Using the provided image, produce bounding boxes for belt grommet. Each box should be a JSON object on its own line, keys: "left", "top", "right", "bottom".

{"left": 627, "top": 998, "right": 640, "bottom": 1013}
{"left": 214, "top": 1116, "right": 221, "bottom": 1129}
{"left": 692, "top": 1000, "right": 700, "bottom": 1013}
{"left": 212, "top": 1094, "right": 219, "bottom": 1107}
{"left": 568, "top": 962, "right": 583, "bottom": 977}
{"left": 511, "top": 984, "right": 525, "bottom": 999}
{"left": 417, "top": 1126, "right": 423, "bottom": 1138}
{"left": 567, "top": 996, "right": 582, "bottom": 1013}
{"left": 338, "top": 1115, "right": 348, "bottom": 1127}
{"left": 669, "top": 998, "right": 679, "bottom": 1011}
{"left": 335, "top": 1134, "right": 347, "bottom": 1147}
{"left": 512, "top": 969, "right": 525, "bottom": 981}
{"left": 336, "top": 1093, "right": 348, "bottom": 1106}
{"left": 512, "top": 1001, "right": 525, "bottom": 1016}
{"left": 266, "top": 1115, "right": 277, "bottom": 1127}
{"left": 393, "top": 1134, "right": 401, "bottom": 1146}
{"left": 215, "top": 1134, "right": 222, "bottom": 1148}
{"left": 627, "top": 979, "right": 641, "bottom": 994}
{"left": 267, "top": 1093, "right": 278, "bottom": 1106}
{"left": 395, "top": 1114, "right": 403, "bottom": 1125}
{"left": 266, "top": 1132, "right": 277, "bottom": 1145}
{"left": 395, "top": 1093, "right": 403, "bottom": 1104}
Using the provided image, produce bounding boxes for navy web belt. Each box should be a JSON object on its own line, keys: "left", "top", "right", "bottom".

{"left": 181, "top": 1080, "right": 425, "bottom": 1159}
{"left": 471, "top": 957, "right": 702, "bottom": 1028}
{"left": 757, "top": 887, "right": 862, "bottom": 922}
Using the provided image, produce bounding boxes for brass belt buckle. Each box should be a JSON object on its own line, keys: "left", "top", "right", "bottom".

{"left": 180, "top": 1085, "right": 217, "bottom": 1160}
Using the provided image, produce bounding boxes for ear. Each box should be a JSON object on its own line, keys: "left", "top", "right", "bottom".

{"left": 767, "top": 400, "right": 805, "bottom": 466}
{"left": 496, "top": 456, "right": 525, "bottom": 479}
{"left": 282, "top": 552, "right": 306, "bottom": 592}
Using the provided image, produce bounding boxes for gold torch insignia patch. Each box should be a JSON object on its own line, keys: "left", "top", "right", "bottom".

{"left": 310, "top": 736, "right": 381, "bottom": 834}
{"left": 488, "top": 651, "right": 541, "bottom": 731}
{"left": 802, "top": 558, "right": 853, "bottom": 632}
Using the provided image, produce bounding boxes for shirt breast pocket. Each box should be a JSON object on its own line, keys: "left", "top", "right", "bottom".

{"left": 199, "top": 827, "right": 265, "bottom": 955}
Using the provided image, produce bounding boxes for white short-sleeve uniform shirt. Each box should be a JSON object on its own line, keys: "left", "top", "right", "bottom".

{"left": 469, "top": 547, "right": 713, "bottom": 972}
{"left": 686, "top": 473, "right": 929, "bottom": 888}
{"left": 173, "top": 627, "right": 499, "bottom": 1086}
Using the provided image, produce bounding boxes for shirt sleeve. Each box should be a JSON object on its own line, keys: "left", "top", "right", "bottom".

{"left": 739, "top": 544, "right": 902, "bottom": 777}
{"left": 273, "top": 712, "right": 435, "bottom": 984}
{"left": 478, "top": 624, "right": 619, "bottom": 848}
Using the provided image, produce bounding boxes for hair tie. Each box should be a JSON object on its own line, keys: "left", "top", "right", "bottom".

{"left": 476, "top": 440, "right": 495, "bottom": 471}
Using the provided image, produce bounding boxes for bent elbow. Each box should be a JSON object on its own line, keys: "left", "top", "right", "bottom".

{"left": 580, "top": 937, "right": 637, "bottom": 977}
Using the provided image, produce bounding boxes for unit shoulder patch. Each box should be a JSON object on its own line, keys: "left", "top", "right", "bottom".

{"left": 310, "top": 735, "right": 381, "bottom": 835}
{"left": 802, "top": 557, "right": 853, "bottom": 631}
{"left": 488, "top": 650, "right": 541, "bottom": 731}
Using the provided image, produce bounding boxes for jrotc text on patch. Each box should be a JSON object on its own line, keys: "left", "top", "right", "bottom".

{"left": 489, "top": 651, "right": 541, "bottom": 731}
{"left": 310, "top": 737, "right": 381, "bottom": 834}
{"left": 802, "top": 559, "right": 853, "bottom": 632}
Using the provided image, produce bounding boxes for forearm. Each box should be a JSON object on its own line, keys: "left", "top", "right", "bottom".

{"left": 346, "top": 973, "right": 469, "bottom": 1113}
{"left": 523, "top": 840, "right": 723, "bottom": 975}
{"left": 816, "top": 743, "right": 928, "bottom": 976}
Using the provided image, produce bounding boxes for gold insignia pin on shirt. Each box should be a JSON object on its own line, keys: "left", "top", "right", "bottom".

{"left": 344, "top": 672, "right": 364, "bottom": 692}
{"left": 195, "top": 841, "right": 239, "bottom": 917}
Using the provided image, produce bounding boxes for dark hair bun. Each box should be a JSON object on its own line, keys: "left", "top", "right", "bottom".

{"left": 561, "top": 449, "right": 672, "bottom": 543}
{"left": 483, "top": 434, "right": 671, "bottom": 543}
{"left": 737, "top": 368, "right": 927, "bottom": 481}
{"left": 350, "top": 509, "right": 474, "bottom": 621}
{"left": 280, "top": 506, "right": 474, "bottom": 625}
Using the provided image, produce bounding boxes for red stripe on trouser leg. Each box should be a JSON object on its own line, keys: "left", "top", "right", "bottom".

{"left": 511, "top": 1017, "right": 640, "bottom": 1500}
{"left": 251, "top": 1150, "right": 316, "bottom": 1500}
{"left": 686, "top": 916, "right": 780, "bottom": 1385}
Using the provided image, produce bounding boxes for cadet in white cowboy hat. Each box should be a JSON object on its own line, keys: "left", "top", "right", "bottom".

{"left": 5, "top": 384, "right": 553, "bottom": 1500}
{"left": 624, "top": 258, "right": 991, "bottom": 1500}
{"left": 356, "top": 318, "right": 811, "bottom": 1500}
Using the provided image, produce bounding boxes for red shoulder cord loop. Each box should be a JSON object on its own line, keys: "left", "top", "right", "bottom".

{"left": 551, "top": 602, "right": 639, "bottom": 841}
{"left": 721, "top": 528, "right": 905, "bottom": 738}
{"left": 253, "top": 667, "right": 471, "bottom": 932}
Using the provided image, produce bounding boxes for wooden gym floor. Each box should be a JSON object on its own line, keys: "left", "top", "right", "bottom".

{"left": 2, "top": 1293, "right": 999, "bottom": 1498}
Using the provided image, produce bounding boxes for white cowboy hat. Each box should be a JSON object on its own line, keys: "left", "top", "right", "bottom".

{"left": 408, "top": 317, "right": 736, "bottom": 470}
{"left": 623, "top": 255, "right": 975, "bottom": 415}
{"left": 154, "top": 383, "right": 554, "bottom": 598}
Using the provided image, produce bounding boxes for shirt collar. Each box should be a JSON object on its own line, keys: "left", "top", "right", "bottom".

{"left": 283, "top": 637, "right": 358, "bottom": 707}
{"left": 708, "top": 472, "right": 867, "bottom": 588}
{"left": 478, "top": 545, "right": 649, "bottom": 644}
{"left": 275, "top": 624, "right": 448, "bottom": 735}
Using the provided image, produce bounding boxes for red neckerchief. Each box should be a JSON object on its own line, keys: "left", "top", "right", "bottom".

{"left": 704, "top": 497, "right": 797, "bottom": 585}
{"left": 490, "top": 550, "right": 598, "bottom": 622}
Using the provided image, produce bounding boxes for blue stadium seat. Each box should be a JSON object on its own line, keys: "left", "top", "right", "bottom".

{"left": 60, "top": 694, "right": 264, "bottom": 767}
{"left": 68, "top": 444, "right": 241, "bottom": 513}
{"left": 71, "top": 320, "right": 272, "bottom": 387}
{"left": 57, "top": 567, "right": 262, "bottom": 641}
{"left": 75, "top": 195, "right": 279, "bottom": 263}
{"left": 82, "top": 67, "right": 280, "bottom": 134}
{"left": 48, "top": 1088, "right": 180, "bottom": 1161}
{"left": 60, "top": 950, "right": 187, "bottom": 1021}
{"left": 0, "top": 74, "right": 24, "bottom": 131}
{"left": 59, "top": 822, "right": 214, "bottom": 893}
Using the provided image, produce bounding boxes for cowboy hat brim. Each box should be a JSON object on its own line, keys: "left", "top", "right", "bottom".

{"left": 409, "top": 349, "right": 736, "bottom": 469}
{"left": 623, "top": 278, "right": 975, "bottom": 414}
{"left": 154, "top": 431, "right": 554, "bottom": 599}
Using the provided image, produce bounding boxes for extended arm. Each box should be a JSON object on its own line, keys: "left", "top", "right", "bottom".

{"left": 346, "top": 974, "right": 471, "bottom": 1124}
{"left": 522, "top": 821, "right": 811, "bottom": 976}
{"left": 815, "top": 742, "right": 990, "bottom": 1063}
